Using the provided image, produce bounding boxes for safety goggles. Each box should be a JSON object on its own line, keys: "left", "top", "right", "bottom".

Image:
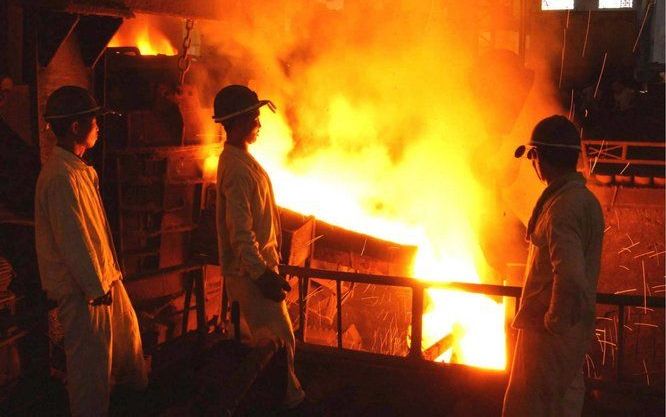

{"left": 514, "top": 144, "right": 538, "bottom": 160}
{"left": 514, "top": 141, "right": 581, "bottom": 159}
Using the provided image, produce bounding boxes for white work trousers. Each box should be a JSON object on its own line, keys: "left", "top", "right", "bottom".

{"left": 503, "top": 326, "right": 588, "bottom": 417}
{"left": 57, "top": 280, "right": 147, "bottom": 417}
{"left": 225, "top": 274, "right": 305, "bottom": 407}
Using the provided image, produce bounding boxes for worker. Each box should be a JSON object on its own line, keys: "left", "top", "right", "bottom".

{"left": 213, "top": 85, "right": 310, "bottom": 413}
{"left": 503, "top": 115, "right": 604, "bottom": 417}
{"left": 35, "top": 86, "right": 147, "bottom": 417}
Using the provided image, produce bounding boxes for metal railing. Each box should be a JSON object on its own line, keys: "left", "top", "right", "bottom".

{"left": 281, "top": 265, "right": 665, "bottom": 380}
{"left": 282, "top": 265, "right": 523, "bottom": 361}
{"left": 582, "top": 140, "right": 666, "bottom": 168}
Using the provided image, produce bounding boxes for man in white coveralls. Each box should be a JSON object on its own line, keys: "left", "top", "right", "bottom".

{"left": 503, "top": 115, "right": 604, "bottom": 417}
{"left": 213, "top": 84, "right": 312, "bottom": 414}
{"left": 35, "top": 86, "right": 147, "bottom": 417}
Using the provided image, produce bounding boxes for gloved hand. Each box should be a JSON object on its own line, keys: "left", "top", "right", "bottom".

{"left": 90, "top": 290, "right": 112, "bottom": 306}
{"left": 255, "top": 269, "right": 291, "bottom": 302}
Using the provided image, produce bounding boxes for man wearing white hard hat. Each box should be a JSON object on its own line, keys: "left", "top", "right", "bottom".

{"left": 213, "top": 85, "right": 309, "bottom": 413}
{"left": 35, "top": 86, "right": 147, "bottom": 417}
{"left": 503, "top": 115, "right": 604, "bottom": 417}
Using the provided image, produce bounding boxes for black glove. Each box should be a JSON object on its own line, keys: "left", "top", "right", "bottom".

{"left": 90, "top": 290, "right": 112, "bottom": 306}
{"left": 255, "top": 269, "right": 291, "bottom": 302}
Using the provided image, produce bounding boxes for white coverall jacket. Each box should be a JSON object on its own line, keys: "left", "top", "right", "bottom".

{"left": 216, "top": 144, "right": 305, "bottom": 406}
{"left": 35, "top": 146, "right": 147, "bottom": 417}
{"left": 503, "top": 172, "right": 604, "bottom": 417}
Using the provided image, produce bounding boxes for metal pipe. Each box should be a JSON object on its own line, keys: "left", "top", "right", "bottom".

{"left": 336, "top": 279, "right": 343, "bottom": 349}
{"left": 409, "top": 287, "right": 424, "bottom": 360}
{"left": 181, "top": 272, "right": 193, "bottom": 335}
{"left": 297, "top": 275, "right": 306, "bottom": 343}
{"left": 423, "top": 333, "right": 454, "bottom": 361}
{"left": 231, "top": 300, "right": 241, "bottom": 343}
{"left": 194, "top": 266, "right": 207, "bottom": 332}
{"left": 280, "top": 265, "right": 524, "bottom": 298}
{"left": 518, "top": 0, "right": 527, "bottom": 64}
{"left": 221, "top": 273, "right": 229, "bottom": 327}
{"left": 617, "top": 304, "right": 625, "bottom": 381}
{"left": 597, "top": 293, "right": 665, "bottom": 309}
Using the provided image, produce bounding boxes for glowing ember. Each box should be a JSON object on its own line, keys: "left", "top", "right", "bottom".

{"left": 108, "top": 16, "right": 177, "bottom": 55}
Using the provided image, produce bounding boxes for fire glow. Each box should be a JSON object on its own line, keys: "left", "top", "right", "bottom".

{"left": 252, "top": 105, "right": 507, "bottom": 370}
{"left": 198, "top": 91, "right": 509, "bottom": 369}
{"left": 124, "top": 2, "right": 560, "bottom": 370}
{"left": 108, "top": 16, "right": 177, "bottom": 55}
{"left": 194, "top": 1, "right": 546, "bottom": 370}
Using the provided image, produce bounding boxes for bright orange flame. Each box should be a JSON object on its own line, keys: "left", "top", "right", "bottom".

{"left": 197, "top": 0, "right": 561, "bottom": 371}
{"left": 204, "top": 153, "right": 219, "bottom": 178}
{"left": 205, "top": 108, "right": 508, "bottom": 369}
{"left": 108, "top": 17, "right": 177, "bottom": 56}
{"left": 250, "top": 106, "right": 507, "bottom": 370}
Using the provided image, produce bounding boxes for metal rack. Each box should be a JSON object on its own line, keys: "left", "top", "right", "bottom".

{"left": 108, "top": 144, "right": 219, "bottom": 276}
